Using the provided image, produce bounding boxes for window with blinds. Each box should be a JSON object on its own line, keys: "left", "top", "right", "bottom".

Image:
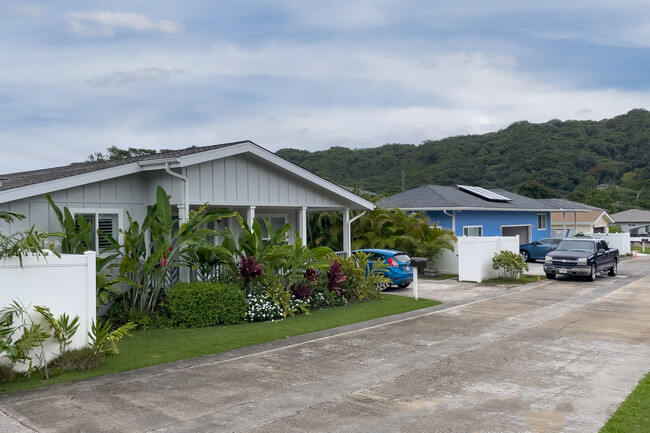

{"left": 98, "top": 214, "right": 118, "bottom": 249}
{"left": 73, "top": 211, "right": 120, "bottom": 253}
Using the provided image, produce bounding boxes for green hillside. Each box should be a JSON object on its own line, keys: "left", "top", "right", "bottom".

{"left": 276, "top": 109, "right": 650, "bottom": 212}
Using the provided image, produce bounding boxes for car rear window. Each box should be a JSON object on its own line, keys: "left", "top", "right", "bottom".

{"left": 392, "top": 253, "right": 410, "bottom": 263}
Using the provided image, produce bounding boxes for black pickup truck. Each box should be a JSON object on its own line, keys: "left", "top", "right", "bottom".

{"left": 543, "top": 238, "right": 619, "bottom": 281}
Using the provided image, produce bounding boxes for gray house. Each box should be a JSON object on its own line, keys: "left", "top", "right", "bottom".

{"left": 610, "top": 209, "right": 650, "bottom": 237}
{"left": 0, "top": 141, "right": 374, "bottom": 254}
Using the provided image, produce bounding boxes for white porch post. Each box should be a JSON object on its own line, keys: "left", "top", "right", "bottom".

{"left": 343, "top": 207, "right": 351, "bottom": 256}
{"left": 299, "top": 207, "right": 307, "bottom": 246}
{"left": 247, "top": 206, "right": 256, "bottom": 229}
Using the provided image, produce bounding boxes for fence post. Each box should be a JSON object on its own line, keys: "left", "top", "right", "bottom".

{"left": 413, "top": 267, "right": 418, "bottom": 300}
{"left": 84, "top": 251, "right": 97, "bottom": 345}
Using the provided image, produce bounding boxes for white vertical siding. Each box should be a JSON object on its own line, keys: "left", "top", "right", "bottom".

{"left": 181, "top": 155, "right": 342, "bottom": 208}
{"left": 1, "top": 172, "right": 151, "bottom": 235}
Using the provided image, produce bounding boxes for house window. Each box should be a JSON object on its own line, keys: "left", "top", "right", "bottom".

{"left": 255, "top": 216, "right": 287, "bottom": 244}
{"left": 537, "top": 214, "right": 547, "bottom": 230}
{"left": 72, "top": 209, "right": 122, "bottom": 253}
{"left": 463, "top": 226, "right": 482, "bottom": 237}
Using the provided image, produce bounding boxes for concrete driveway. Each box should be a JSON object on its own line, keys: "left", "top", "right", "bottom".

{"left": 1, "top": 256, "right": 649, "bottom": 433}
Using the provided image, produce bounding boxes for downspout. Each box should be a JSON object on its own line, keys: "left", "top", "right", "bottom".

{"left": 164, "top": 163, "right": 189, "bottom": 223}
{"left": 443, "top": 210, "right": 455, "bottom": 234}
{"left": 346, "top": 211, "right": 366, "bottom": 257}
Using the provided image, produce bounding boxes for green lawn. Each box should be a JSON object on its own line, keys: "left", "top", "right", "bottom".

{"left": 631, "top": 245, "right": 649, "bottom": 254}
{"left": 1, "top": 294, "right": 439, "bottom": 394}
{"left": 601, "top": 371, "right": 650, "bottom": 432}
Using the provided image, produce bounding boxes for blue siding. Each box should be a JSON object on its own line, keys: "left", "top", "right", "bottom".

{"left": 427, "top": 210, "right": 551, "bottom": 240}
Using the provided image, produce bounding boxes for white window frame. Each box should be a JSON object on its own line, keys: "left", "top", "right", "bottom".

{"left": 70, "top": 208, "right": 123, "bottom": 253}
{"left": 463, "top": 225, "right": 483, "bottom": 237}
{"left": 255, "top": 214, "right": 288, "bottom": 243}
{"left": 537, "top": 213, "right": 548, "bottom": 230}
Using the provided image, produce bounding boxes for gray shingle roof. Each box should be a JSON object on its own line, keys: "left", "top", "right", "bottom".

{"left": 610, "top": 208, "right": 650, "bottom": 222}
{"left": 378, "top": 185, "right": 596, "bottom": 211}
{"left": 0, "top": 141, "right": 246, "bottom": 192}
{"left": 537, "top": 199, "right": 600, "bottom": 212}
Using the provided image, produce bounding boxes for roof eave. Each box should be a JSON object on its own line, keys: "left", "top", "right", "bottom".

{"left": 0, "top": 163, "right": 143, "bottom": 204}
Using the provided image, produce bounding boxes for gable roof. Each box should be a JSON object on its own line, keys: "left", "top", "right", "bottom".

{"left": 610, "top": 208, "right": 650, "bottom": 223}
{"left": 0, "top": 141, "right": 374, "bottom": 210}
{"left": 377, "top": 185, "right": 596, "bottom": 212}
{"left": 0, "top": 141, "right": 243, "bottom": 192}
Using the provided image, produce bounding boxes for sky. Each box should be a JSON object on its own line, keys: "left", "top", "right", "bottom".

{"left": 1, "top": 0, "right": 650, "bottom": 174}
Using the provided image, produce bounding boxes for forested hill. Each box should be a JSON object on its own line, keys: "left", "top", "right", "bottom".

{"left": 276, "top": 109, "right": 650, "bottom": 212}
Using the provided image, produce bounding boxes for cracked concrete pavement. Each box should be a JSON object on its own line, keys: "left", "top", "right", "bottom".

{"left": 1, "top": 256, "right": 649, "bottom": 432}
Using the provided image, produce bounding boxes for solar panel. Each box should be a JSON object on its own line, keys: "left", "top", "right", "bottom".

{"left": 457, "top": 185, "right": 513, "bottom": 202}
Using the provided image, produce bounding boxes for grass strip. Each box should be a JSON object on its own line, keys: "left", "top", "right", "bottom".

{"left": 481, "top": 274, "right": 546, "bottom": 285}
{"left": 600, "top": 371, "right": 650, "bottom": 433}
{"left": 1, "top": 294, "right": 438, "bottom": 394}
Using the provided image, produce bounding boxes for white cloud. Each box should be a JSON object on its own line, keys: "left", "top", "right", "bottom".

{"left": 67, "top": 11, "right": 184, "bottom": 37}
{"left": 88, "top": 67, "right": 187, "bottom": 87}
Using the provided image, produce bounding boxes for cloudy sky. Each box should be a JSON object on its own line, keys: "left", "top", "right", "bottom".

{"left": 1, "top": 1, "right": 649, "bottom": 173}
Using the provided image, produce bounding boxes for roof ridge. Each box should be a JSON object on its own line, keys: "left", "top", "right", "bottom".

{"left": 0, "top": 141, "right": 251, "bottom": 192}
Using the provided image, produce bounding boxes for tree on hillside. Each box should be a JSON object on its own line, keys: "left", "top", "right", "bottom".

{"left": 277, "top": 108, "right": 650, "bottom": 211}
{"left": 87, "top": 146, "right": 171, "bottom": 162}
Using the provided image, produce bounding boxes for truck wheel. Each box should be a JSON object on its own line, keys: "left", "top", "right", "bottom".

{"left": 608, "top": 260, "right": 618, "bottom": 276}
{"left": 588, "top": 264, "right": 597, "bottom": 281}
{"left": 545, "top": 273, "right": 556, "bottom": 279}
{"left": 397, "top": 283, "right": 410, "bottom": 288}
{"left": 520, "top": 250, "right": 530, "bottom": 262}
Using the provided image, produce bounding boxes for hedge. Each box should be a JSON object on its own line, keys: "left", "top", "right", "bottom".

{"left": 167, "top": 282, "right": 247, "bottom": 327}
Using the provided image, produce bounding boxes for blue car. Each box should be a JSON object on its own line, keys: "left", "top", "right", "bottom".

{"left": 353, "top": 249, "right": 413, "bottom": 289}
{"left": 519, "top": 237, "right": 564, "bottom": 262}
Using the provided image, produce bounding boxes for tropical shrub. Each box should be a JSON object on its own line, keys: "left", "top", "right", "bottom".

{"left": 49, "top": 347, "right": 104, "bottom": 372}
{"left": 46, "top": 194, "right": 93, "bottom": 254}
{"left": 100, "top": 186, "right": 236, "bottom": 314}
{"left": 182, "top": 243, "right": 232, "bottom": 282}
{"left": 353, "top": 207, "right": 456, "bottom": 264}
{"left": 0, "top": 210, "right": 57, "bottom": 265}
{"left": 492, "top": 250, "right": 529, "bottom": 279}
{"left": 33, "top": 306, "right": 79, "bottom": 354}
{"left": 88, "top": 319, "right": 137, "bottom": 356}
{"left": 290, "top": 268, "right": 318, "bottom": 299}
{"left": 167, "top": 282, "right": 247, "bottom": 327}
{"left": 0, "top": 301, "right": 52, "bottom": 379}
{"left": 264, "top": 281, "right": 300, "bottom": 318}
{"left": 237, "top": 255, "right": 264, "bottom": 295}
{"left": 336, "top": 251, "right": 389, "bottom": 301}
{"left": 326, "top": 259, "right": 346, "bottom": 295}
{"left": 0, "top": 364, "right": 13, "bottom": 384}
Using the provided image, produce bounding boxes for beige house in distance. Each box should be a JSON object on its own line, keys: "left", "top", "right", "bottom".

{"left": 550, "top": 209, "right": 613, "bottom": 236}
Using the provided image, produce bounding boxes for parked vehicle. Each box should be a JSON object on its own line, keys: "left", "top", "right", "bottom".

{"left": 519, "top": 237, "right": 564, "bottom": 262}
{"left": 353, "top": 249, "right": 413, "bottom": 289}
{"left": 543, "top": 238, "right": 619, "bottom": 281}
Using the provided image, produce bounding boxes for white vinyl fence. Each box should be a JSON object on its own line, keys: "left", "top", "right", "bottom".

{"left": 432, "top": 242, "right": 459, "bottom": 274}
{"left": 457, "top": 236, "right": 520, "bottom": 283}
{"left": 590, "top": 232, "right": 631, "bottom": 255}
{"left": 0, "top": 251, "right": 96, "bottom": 370}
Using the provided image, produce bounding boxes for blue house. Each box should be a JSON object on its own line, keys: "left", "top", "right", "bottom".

{"left": 378, "top": 185, "right": 595, "bottom": 244}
